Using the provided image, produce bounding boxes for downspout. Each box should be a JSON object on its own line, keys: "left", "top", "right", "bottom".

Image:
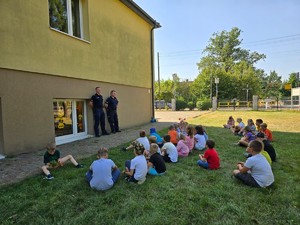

{"left": 150, "top": 26, "right": 155, "bottom": 120}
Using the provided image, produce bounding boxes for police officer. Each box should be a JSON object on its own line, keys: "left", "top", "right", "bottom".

{"left": 105, "top": 90, "right": 121, "bottom": 133}
{"left": 90, "top": 87, "right": 109, "bottom": 137}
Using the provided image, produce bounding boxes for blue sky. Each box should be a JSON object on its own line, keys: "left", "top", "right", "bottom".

{"left": 134, "top": 0, "right": 300, "bottom": 81}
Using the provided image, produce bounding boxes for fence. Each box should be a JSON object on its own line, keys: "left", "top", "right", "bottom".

{"left": 218, "top": 98, "right": 300, "bottom": 110}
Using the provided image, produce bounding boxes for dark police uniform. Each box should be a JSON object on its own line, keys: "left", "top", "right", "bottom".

{"left": 105, "top": 96, "right": 120, "bottom": 133}
{"left": 90, "top": 93, "right": 108, "bottom": 136}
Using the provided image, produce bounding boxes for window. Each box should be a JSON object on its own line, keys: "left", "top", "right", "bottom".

{"left": 49, "top": 0, "right": 83, "bottom": 38}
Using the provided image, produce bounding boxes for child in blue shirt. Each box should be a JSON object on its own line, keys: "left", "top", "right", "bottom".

{"left": 86, "top": 147, "right": 120, "bottom": 191}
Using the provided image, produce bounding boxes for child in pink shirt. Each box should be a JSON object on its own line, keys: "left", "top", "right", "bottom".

{"left": 177, "top": 134, "right": 189, "bottom": 157}
{"left": 185, "top": 125, "right": 195, "bottom": 152}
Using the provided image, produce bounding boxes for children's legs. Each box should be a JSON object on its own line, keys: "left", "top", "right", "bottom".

{"left": 112, "top": 168, "right": 121, "bottom": 183}
{"left": 86, "top": 170, "right": 93, "bottom": 183}
{"left": 238, "top": 140, "right": 248, "bottom": 147}
{"left": 197, "top": 160, "right": 209, "bottom": 169}
{"left": 60, "top": 155, "right": 78, "bottom": 166}
{"left": 41, "top": 165, "right": 51, "bottom": 175}
{"left": 234, "top": 172, "right": 260, "bottom": 187}
{"left": 148, "top": 167, "right": 159, "bottom": 175}
{"left": 125, "top": 160, "right": 131, "bottom": 170}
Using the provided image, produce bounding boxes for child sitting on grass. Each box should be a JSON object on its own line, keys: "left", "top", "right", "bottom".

{"left": 148, "top": 143, "right": 166, "bottom": 176}
{"left": 177, "top": 134, "right": 189, "bottom": 157}
{"left": 260, "top": 123, "right": 273, "bottom": 142}
{"left": 149, "top": 135, "right": 162, "bottom": 155}
{"left": 194, "top": 125, "right": 207, "bottom": 150}
{"left": 231, "top": 118, "right": 245, "bottom": 135}
{"left": 122, "top": 130, "right": 150, "bottom": 152}
{"left": 197, "top": 140, "right": 220, "bottom": 170}
{"left": 237, "top": 126, "right": 256, "bottom": 147}
{"left": 42, "top": 142, "right": 83, "bottom": 180}
{"left": 149, "top": 127, "right": 163, "bottom": 147}
{"left": 161, "top": 135, "right": 178, "bottom": 163}
{"left": 86, "top": 147, "right": 120, "bottom": 191}
{"left": 185, "top": 125, "right": 195, "bottom": 153}
{"left": 233, "top": 140, "right": 274, "bottom": 188}
{"left": 168, "top": 124, "right": 178, "bottom": 145}
{"left": 124, "top": 141, "right": 148, "bottom": 184}
{"left": 223, "top": 116, "right": 235, "bottom": 129}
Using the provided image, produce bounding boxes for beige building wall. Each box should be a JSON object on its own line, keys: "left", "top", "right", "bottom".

{"left": 0, "top": 0, "right": 153, "bottom": 88}
{"left": 0, "top": 0, "right": 158, "bottom": 155}
{"left": 0, "top": 69, "right": 152, "bottom": 156}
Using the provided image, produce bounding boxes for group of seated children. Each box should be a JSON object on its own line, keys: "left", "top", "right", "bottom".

{"left": 42, "top": 116, "right": 274, "bottom": 190}
{"left": 224, "top": 117, "right": 276, "bottom": 188}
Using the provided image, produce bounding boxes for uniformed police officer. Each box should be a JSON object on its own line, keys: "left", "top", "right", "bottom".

{"left": 90, "top": 87, "right": 109, "bottom": 137}
{"left": 105, "top": 90, "right": 121, "bottom": 133}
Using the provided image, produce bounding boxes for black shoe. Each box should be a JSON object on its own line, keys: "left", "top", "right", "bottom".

{"left": 112, "top": 130, "right": 116, "bottom": 134}
{"left": 121, "top": 147, "right": 127, "bottom": 151}
{"left": 76, "top": 164, "right": 84, "bottom": 168}
{"left": 116, "top": 130, "right": 121, "bottom": 132}
{"left": 102, "top": 132, "right": 110, "bottom": 135}
{"left": 95, "top": 134, "right": 100, "bottom": 137}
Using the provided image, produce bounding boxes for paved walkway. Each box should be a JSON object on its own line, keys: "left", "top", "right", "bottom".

{"left": 0, "top": 111, "right": 207, "bottom": 187}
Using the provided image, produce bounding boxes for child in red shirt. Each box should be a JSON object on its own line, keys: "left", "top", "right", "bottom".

{"left": 197, "top": 140, "right": 220, "bottom": 170}
{"left": 260, "top": 123, "right": 273, "bottom": 141}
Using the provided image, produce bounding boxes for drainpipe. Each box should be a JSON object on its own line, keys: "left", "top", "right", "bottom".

{"left": 150, "top": 26, "right": 155, "bottom": 120}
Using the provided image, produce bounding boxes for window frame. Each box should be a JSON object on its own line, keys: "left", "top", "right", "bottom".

{"left": 48, "top": 0, "right": 84, "bottom": 39}
{"left": 54, "top": 99, "right": 89, "bottom": 145}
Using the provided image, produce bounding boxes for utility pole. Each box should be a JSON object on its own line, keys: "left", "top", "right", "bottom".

{"left": 157, "top": 52, "right": 160, "bottom": 94}
{"left": 210, "top": 75, "right": 213, "bottom": 104}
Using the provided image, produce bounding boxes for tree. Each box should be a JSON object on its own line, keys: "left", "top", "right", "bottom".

{"left": 195, "top": 27, "right": 266, "bottom": 101}
{"left": 154, "top": 79, "right": 174, "bottom": 103}
{"left": 261, "top": 70, "right": 282, "bottom": 99}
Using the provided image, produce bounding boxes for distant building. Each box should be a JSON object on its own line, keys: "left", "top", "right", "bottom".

{"left": 0, "top": 0, "right": 160, "bottom": 156}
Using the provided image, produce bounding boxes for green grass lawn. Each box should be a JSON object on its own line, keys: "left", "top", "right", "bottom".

{"left": 1, "top": 111, "right": 299, "bottom": 225}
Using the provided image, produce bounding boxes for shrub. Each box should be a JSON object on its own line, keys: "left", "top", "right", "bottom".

{"left": 196, "top": 99, "right": 212, "bottom": 110}
{"left": 176, "top": 100, "right": 188, "bottom": 110}
{"left": 187, "top": 101, "right": 194, "bottom": 110}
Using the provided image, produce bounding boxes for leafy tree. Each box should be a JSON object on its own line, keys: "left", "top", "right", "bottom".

{"left": 194, "top": 27, "right": 266, "bottom": 101}
{"left": 261, "top": 70, "right": 282, "bottom": 99}
{"left": 154, "top": 79, "right": 174, "bottom": 103}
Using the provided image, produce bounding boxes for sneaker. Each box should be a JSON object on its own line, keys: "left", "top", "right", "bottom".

{"left": 121, "top": 147, "right": 127, "bottom": 152}
{"left": 45, "top": 174, "right": 54, "bottom": 180}
{"left": 137, "top": 177, "right": 146, "bottom": 185}
{"left": 76, "top": 164, "right": 84, "bottom": 168}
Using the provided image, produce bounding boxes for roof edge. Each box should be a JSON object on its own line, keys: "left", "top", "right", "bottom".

{"left": 120, "top": 0, "right": 161, "bottom": 28}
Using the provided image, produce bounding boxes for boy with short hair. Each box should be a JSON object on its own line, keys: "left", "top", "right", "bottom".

{"left": 124, "top": 141, "right": 148, "bottom": 184}
{"left": 161, "top": 135, "right": 178, "bottom": 163}
{"left": 233, "top": 140, "right": 274, "bottom": 188}
{"left": 197, "top": 140, "right": 220, "bottom": 170}
{"left": 42, "top": 142, "right": 83, "bottom": 180}
{"left": 260, "top": 123, "right": 273, "bottom": 142}
{"left": 148, "top": 143, "right": 166, "bottom": 175}
{"left": 86, "top": 147, "right": 120, "bottom": 191}
{"left": 168, "top": 125, "right": 178, "bottom": 145}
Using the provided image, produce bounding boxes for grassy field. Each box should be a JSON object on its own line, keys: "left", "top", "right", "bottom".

{"left": 0, "top": 111, "right": 299, "bottom": 225}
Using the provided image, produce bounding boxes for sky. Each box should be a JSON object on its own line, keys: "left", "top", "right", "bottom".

{"left": 134, "top": 0, "right": 300, "bottom": 81}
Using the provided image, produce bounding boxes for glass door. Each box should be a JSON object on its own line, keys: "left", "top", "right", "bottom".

{"left": 53, "top": 99, "right": 87, "bottom": 144}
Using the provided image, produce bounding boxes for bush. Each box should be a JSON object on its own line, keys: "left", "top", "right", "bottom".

{"left": 187, "top": 101, "right": 194, "bottom": 110}
{"left": 196, "top": 99, "right": 212, "bottom": 110}
{"left": 176, "top": 100, "right": 188, "bottom": 110}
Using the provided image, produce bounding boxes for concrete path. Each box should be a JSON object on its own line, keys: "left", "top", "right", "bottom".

{"left": 0, "top": 110, "right": 207, "bottom": 187}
